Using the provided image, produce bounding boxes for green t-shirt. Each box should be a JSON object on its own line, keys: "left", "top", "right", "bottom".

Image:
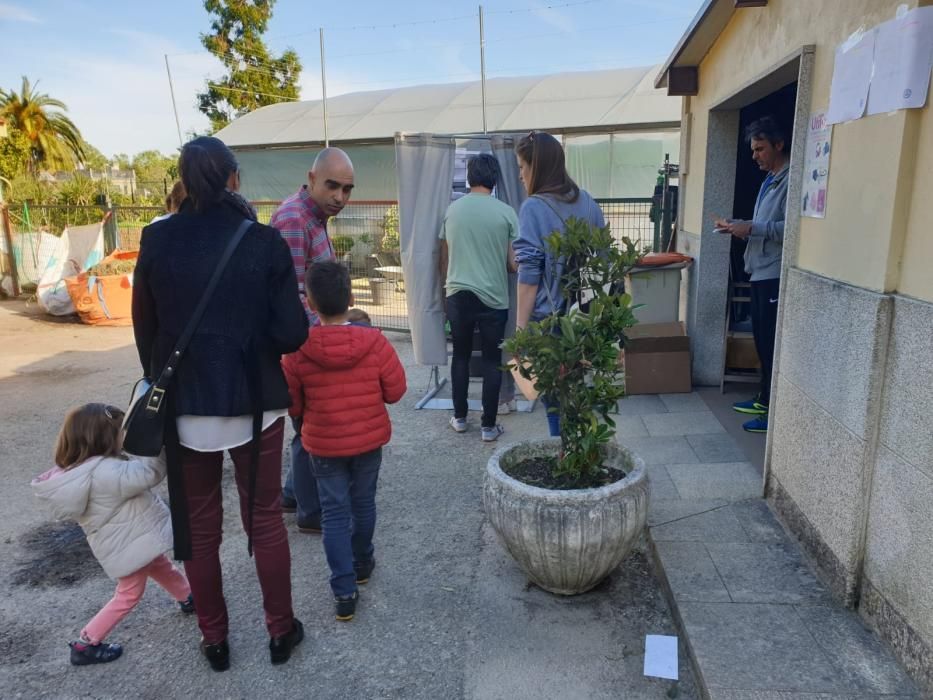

{"left": 439, "top": 193, "right": 518, "bottom": 310}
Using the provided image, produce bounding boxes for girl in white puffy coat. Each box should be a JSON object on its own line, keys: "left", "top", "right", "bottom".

{"left": 32, "top": 403, "right": 194, "bottom": 666}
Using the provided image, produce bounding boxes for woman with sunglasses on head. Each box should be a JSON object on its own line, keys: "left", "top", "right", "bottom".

{"left": 513, "top": 131, "right": 607, "bottom": 436}
{"left": 131, "top": 136, "right": 308, "bottom": 671}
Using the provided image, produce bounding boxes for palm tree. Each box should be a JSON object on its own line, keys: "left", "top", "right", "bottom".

{"left": 0, "top": 76, "right": 85, "bottom": 172}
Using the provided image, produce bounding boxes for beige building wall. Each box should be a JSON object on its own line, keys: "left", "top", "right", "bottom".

{"left": 680, "top": 0, "right": 931, "bottom": 301}
{"left": 674, "top": 0, "right": 933, "bottom": 690}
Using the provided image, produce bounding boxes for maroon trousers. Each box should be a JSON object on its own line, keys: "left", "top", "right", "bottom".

{"left": 179, "top": 418, "right": 293, "bottom": 643}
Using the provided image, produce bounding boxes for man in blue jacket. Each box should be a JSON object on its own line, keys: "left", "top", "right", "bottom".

{"left": 715, "top": 116, "right": 789, "bottom": 434}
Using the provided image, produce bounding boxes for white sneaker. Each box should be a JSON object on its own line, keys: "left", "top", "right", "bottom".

{"left": 498, "top": 400, "right": 517, "bottom": 415}
{"left": 481, "top": 424, "right": 505, "bottom": 442}
{"left": 449, "top": 416, "right": 467, "bottom": 433}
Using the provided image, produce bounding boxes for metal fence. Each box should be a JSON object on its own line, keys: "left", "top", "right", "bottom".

{"left": 596, "top": 197, "right": 657, "bottom": 253}
{"left": 4, "top": 197, "right": 662, "bottom": 334}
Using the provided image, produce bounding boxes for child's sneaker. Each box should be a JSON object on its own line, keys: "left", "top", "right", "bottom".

{"left": 355, "top": 558, "right": 376, "bottom": 585}
{"left": 335, "top": 591, "right": 359, "bottom": 621}
{"left": 449, "top": 416, "right": 467, "bottom": 433}
{"left": 481, "top": 424, "right": 505, "bottom": 442}
{"left": 498, "top": 399, "right": 517, "bottom": 415}
{"left": 178, "top": 594, "right": 196, "bottom": 614}
{"left": 69, "top": 640, "right": 123, "bottom": 666}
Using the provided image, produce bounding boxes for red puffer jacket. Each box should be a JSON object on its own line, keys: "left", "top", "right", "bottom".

{"left": 282, "top": 324, "right": 407, "bottom": 457}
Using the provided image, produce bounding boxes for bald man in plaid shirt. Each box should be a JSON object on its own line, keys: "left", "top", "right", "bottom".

{"left": 271, "top": 148, "right": 355, "bottom": 532}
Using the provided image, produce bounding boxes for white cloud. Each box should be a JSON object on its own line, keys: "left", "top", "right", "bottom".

{"left": 0, "top": 2, "right": 40, "bottom": 23}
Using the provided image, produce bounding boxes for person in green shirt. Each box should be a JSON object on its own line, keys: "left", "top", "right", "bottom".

{"left": 438, "top": 154, "right": 518, "bottom": 442}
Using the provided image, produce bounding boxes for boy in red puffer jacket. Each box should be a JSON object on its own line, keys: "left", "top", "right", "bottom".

{"left": 282, "top": 261, "right": 406, "bottom": 622}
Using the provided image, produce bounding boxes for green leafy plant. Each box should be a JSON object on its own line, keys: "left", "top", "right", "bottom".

{"left": 381, "top": 204, "right": 399, "bottom": 251}
{"left": 503, "top": 218, "right": 642, "bottom": 486}
{"left": 332, "top": 235, "right": 355, "bottom": 257}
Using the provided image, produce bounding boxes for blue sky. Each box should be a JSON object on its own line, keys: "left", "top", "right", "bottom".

{"left": 1, "top": 0, "right": 699, "bottom": 157}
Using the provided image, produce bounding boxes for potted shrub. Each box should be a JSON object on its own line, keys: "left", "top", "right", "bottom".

{"left": 485, "top": 218, "right": 649, "bottom": 595}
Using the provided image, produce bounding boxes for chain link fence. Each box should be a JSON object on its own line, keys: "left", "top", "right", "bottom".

{"left": 4, "top": 197, "right": 663, "bottom": 333}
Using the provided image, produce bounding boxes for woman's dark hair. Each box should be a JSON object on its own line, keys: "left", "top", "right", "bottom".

{"left": 515, "top": 131, "right": 579, "bottom": 202}
{"left": 745, "top": 115, "right": 788, "bottom": 149}
{"left": 467, "top": 153, "right": 500, "bottom": 190}
{"left": 164, "top": 180, "right": 187, "bottom": 213}
{"left": 178, "top": 136, "right": 238, "bottom": 212}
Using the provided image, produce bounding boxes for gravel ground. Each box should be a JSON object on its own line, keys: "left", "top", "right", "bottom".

{"left": 0, "top": 299, "right": 696, "bottom": 699}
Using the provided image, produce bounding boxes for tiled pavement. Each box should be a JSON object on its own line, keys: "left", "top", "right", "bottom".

{"left": 619, "top": 391, "right": 920, "bottom": 699}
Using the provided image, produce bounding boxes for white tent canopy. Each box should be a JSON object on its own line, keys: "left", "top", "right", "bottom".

{"left": 217, "top": 65, "right": 679, "bottom": 147}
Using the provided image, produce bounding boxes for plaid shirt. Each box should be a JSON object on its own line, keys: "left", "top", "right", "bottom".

{"left": 270, "top": 185, "right": 335, "bottom": 324}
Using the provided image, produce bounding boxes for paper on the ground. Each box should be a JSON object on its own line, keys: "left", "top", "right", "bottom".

{"left": 827, "top": 29, "right": 875, "bottom": 124}
{"left": 867, "top": 6, "right": 933, "bottom": 115}
{"left": 644, "top": 635, "right": 678, "bottom": 680}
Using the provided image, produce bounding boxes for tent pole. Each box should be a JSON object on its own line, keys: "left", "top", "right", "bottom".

{"left": 320, "top": 28, "right": 329, "bottom": 147}
{"left": 479, "top": 5, "right": 488, "bottom": 134}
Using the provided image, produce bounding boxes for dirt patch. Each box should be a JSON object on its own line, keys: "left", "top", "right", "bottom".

{"left": 504, "top": 454, "right": 626, "bottom": 490}
{"left": 10, "top": 521, "right": 101, "bottom": 588}
{"left": 0, "top": 619, "right": 41, "bottom": 666}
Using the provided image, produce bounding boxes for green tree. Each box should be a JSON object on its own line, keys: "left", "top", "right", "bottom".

{"left": 0, "top": 76, "right": 85, "bottom": 172}
{"left": 0, "top": 127, "right": 32, "bottom": 182}
{"left": 197, "top": 0, "right": 302, "bottom": 132}
{"left": 78, "top": 139, "right": 109, "bottom": 171}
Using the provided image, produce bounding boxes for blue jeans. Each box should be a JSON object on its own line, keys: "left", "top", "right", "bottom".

{"left": 283, "top": 426, "right": 321, "bottom": 523}
{"left": 309, "top": 447, "right": 381, "bottom": 598}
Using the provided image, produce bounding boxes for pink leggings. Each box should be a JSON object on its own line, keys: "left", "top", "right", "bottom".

{"left": 82, "top": 554, "right": 191, "bottom": 644}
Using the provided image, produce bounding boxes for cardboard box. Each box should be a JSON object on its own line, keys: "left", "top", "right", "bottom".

{"left": 622, "top": 321, "right": 691, "bottom": 395}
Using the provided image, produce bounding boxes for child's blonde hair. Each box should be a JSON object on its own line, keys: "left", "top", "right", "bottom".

{"left": 54, "top": 403, "right": 125, "bottom": 469}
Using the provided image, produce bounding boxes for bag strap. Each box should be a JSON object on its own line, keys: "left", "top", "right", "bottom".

{"left": 144, "top": 218, "right": 253, "bottom": 413}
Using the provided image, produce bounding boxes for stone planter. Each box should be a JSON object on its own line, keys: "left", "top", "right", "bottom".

{"left": 484, "top": 438, "right": 649, "bottom": 595}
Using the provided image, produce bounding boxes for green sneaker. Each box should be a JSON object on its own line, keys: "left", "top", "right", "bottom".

{"left": 733, "top": 395, "right": 768, "bottom": 415}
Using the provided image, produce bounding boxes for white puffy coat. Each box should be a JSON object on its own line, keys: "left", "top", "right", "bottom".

{"left": 31, "top": 453, "right": 173, "bottom": 579}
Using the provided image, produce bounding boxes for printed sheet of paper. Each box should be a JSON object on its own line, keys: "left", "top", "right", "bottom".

{"left": 802, "top": 112, "right": 832, "bottom": 219}
{"left": 867, "top": 6, "right": 933, "bottom": 115}
{"left": 643, "top": 635, "right": 678, "bottom": 681}
{"left": 827, "top": 30, "right": 875, "bottom": 125}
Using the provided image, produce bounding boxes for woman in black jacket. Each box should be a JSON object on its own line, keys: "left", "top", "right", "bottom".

{"left": 132, "top": 137, "right": 308, "bottom": 671}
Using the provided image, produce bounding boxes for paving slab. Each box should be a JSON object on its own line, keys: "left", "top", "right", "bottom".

{"left": 616, "top": 394, "right": 669, "bottom": 416}
{"left": 651, "top": 507, "right": 750, "bottom": 544}
{"left": 621, "top": 436, "right": 700, "bottom": 465}
{"left": 611, "top": 415, "right": 649, "bottom": 439}
{"left": 653, "top": 542, "right": 731, "bottom": 603}
{"left": 678, "top": 602, "right": 859, "bottom": 694}
{"left": 659, "top": 392, "right": 710, "bottom": 413}
{"left": 729, "top": 499, "right": 787, "bottom": 544}
{"left": 795, "top": 605, "right": 918, "bottom": 695}
{"left": 643, "top": 411, "right": 727, "bottom": 437}
{"left": 666, "top": 462, "right": 762, "bottom": 501}
{"left": 686, "top": 433, "right": 748, "bottom": 463}
{"left": 644, "top": 463, "right": 681, "bottom": 502}
{"left": 705, "top": 542, "right": 831, "bottom": 605}
{"left": 648, "top": 499, "right": 729, "bottom": 527}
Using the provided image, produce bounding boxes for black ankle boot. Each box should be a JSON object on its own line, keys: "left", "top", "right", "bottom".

{"left": 269, "top": 618, "right": 304, "bottom": 665}
{"left": 200, "top": 638, "right": 230, "bottom": 672}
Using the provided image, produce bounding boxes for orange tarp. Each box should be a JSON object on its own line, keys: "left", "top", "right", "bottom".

{"left": 65, "top": 250, "right": 137, "bottom": 326}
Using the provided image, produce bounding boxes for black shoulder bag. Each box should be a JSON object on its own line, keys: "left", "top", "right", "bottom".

{"left": 123, "top": 218, "right": 253, "bottom": 456}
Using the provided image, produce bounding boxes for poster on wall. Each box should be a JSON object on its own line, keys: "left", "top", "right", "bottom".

{"left": 826, "top": 30, "right": 875, "bottom": 124}
{"left": 867, "top": 6, "right": 933, "bottom": 116}
{"left": 801, "top": 112, "right": 832, "bottom": 219}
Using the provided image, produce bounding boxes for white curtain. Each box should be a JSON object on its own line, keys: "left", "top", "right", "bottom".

{"left": 395, "top": 133, "right": 456, "bottom": 365}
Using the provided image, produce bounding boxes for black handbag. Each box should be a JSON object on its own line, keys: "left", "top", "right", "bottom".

{"left": 122, "top": 218, "right": 253, "bottom": 456}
